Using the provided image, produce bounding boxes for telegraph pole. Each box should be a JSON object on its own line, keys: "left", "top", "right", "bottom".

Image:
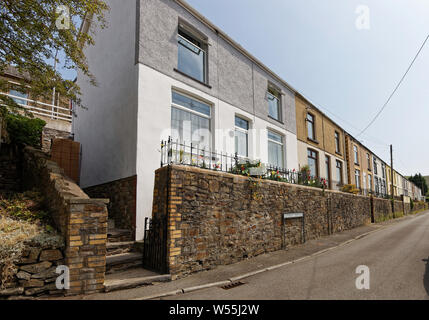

{"left": 390, "top": 145, "right": 394, "bottom": 200}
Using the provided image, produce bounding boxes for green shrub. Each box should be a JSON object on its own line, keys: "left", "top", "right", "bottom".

{"left": 5, "top": 113, "right": 46, "bottom": 148}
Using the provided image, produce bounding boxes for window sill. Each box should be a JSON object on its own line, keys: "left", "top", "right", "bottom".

{"left": 335, "top": 151, "right": 342, "bottom": 156}
{"left": 354, "top": 162, "right": 360, "bottom": 166}
{"left": 267, "top": 115, "right": 284, "bottom": 124}
{"left": 173, "top": 68, "right": 212, "bottom": 89}
{"left": 307, "top": 137, "right": 319, "bottom": 144}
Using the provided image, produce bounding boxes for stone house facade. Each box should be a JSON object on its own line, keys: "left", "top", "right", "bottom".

{"left": 295, "top": 94, "right": 347, "bottom": 190}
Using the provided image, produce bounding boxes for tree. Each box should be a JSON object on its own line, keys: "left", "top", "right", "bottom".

{"left": 0, "top": 0, "right": 108, "bottom": 117}
{"left": 408, "top": 173, "right": 428, "bottom": 196}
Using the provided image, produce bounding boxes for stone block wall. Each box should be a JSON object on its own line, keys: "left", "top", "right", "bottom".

{"left": 153, "top": 165, "right": 372, "bottom": 279}
{"left": 393, "top": 200, "right": 404, "bottom": 217}
{"left": 412, "top": 201, "right": 427, "bottom": 212}
{"left": 372, "top": 197, "right": 393, "bottom": 222}
{"left": 84, "top": 175, "right": 137, "bottom": 235}
{"left": 42, "top": 128, "right": 70, "bottom": 153}
{"left": 0, "top": 241, "right": 65, "bottom": 299}
{"left": 21, "top": 146, "right": 108, "bottom": 295}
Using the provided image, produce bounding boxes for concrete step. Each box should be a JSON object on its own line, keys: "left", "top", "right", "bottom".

{"left": 106, "top": 252, "right": 143, "bottom": 273}
{"left": 106, "top": 241, "right": 135, "bottom": 256}
{"left": 104, "top": 268, "right": 171, "bottom": 293}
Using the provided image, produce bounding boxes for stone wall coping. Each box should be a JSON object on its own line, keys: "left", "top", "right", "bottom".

{"left": 164, "top": 164, "right": 370, "bottom": 199}
{"left": 67, "top": 198, "right": 110, "bottom": 204}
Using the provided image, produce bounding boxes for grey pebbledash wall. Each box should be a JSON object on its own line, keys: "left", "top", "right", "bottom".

{"left": 138, "top": 0, "right": 297, "bottom": 134}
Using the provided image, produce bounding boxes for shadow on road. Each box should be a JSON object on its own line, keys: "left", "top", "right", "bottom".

{"left": 424, "top": 257, "right": 429, "bottom": 296}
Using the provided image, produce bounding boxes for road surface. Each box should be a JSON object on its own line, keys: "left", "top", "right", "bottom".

{"left": 163, "top": 211, "right": 429, "bottom": 300}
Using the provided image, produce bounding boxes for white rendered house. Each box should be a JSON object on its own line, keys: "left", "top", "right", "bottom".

{"left": 74, "top": 0, "right": 300, "bottom": 240}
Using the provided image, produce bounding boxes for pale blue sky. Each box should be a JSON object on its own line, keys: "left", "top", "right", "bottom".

{"left": 61, "top": 1, "right": 429, "bottom": 176}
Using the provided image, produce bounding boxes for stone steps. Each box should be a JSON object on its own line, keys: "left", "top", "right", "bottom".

{"left": 106, "top": 241, "right": 135, "bottom": 256}
{"left": 107, "top": 228, "right": 133, "bottom": 243}
{"left": 106, "top": 252, "right": 143, "bottom": 274}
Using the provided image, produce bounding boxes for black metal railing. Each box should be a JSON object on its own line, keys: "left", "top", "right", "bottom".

{"left": 160, "top": 137, "right": 330, "bottom": 189}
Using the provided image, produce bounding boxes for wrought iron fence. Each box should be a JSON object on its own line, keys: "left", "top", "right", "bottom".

{"left": 160, "top": 137, "right": 329, "bottom": 189}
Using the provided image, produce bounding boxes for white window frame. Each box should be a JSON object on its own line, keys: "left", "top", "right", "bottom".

{"left": 234, "top": 116, "right": 249, "bottom": 158}
{"left": 267, "top": 87, "right": 282, "bottom": 121}
{"left": 177, "top": 28, "right": 207, "bottom": 83}
{"left": 267, "top": 129, "right": 284, "bottom": 168}
{"left": 171, "top": 91, "right": 212, "bottom": 149}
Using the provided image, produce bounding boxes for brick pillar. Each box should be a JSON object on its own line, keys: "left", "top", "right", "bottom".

{"left": 65, "top": 199, "right": 109, "bottom": 295}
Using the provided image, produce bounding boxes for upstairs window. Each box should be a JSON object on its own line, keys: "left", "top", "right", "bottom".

{"left": 382, "top": 164, "right": 385, "bottom": 179}
{"left": 335, "top": 131, "right": 340, "bottom": 153}
{"left": 177, "top": 26, "right": 207, "bottom": 83}
{"left": 235, "top": 116, "right": 249, "bottom": 158}
{"left": 267, "top": 87, "right": 281, "bottom": 121}
{"left": 307, "top": 113, "right": 315, "bottom": 140}
{"left": 171, "top": 91, "right": 211, "bottom": 149}
{"left": 367, "top": 153, "right": 371, "bottom": 171}
{"left": 373, "top": 158, "right": 378, "bottom": 175}
{"left": 268, "top": 130, "right": 284, "bottom": 168}
{"left": 353, "top": 145, "right": 359, "bottom": 165}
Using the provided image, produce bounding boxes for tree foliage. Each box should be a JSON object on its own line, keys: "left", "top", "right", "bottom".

{"left": 0, "top": 0, "right": 108, "bottom": 112}
{"left": 408, "top": 173, "right": 428, "bottom": 196}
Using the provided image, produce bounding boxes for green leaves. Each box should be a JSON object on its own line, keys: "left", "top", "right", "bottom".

{"left": 5, "top": 113, "right": 46, "bottom": 148}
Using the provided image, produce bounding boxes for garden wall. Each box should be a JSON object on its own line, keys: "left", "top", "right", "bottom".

{"left": 372, "top": 197, "right": 393, "bottom": 222}
{"left": 21, "top": 146, "right": 109, "bottom": 295}
{"left": 393, "top": 200, "right": 404, "bottom": 217}
{"left": 84, "top": 175, "right": 137, "bottom": 235}
{"left": 152, "top": 165, "right": 371, "bottom": 279}
{"left": 412, "top": 201, "right": 427, "bottom": 212}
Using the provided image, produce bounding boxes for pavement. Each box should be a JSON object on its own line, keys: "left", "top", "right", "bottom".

{"left": 59, "top": 209, "right": 429, "bottom": 300}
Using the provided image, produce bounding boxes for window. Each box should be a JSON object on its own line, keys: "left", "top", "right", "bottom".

{"left": 353, "top": 145, "right": 359, "bottom": 164}
{"left": 336, "top": 160, "right": 343, "bottom": 185}
{"left": 373, "top": 158, "right": 378, "bottom": 175}
{"left": 267, "top": 130, "right": 284, "bottom": 167}
{"left": 375, "top": 177, "right": 379, "bottom": 194}
{"left": 307, "top": 149, "right": 318, "bottom": 177}
{"left": 9, "top": 89, "right": 28, "bottom": 106}
{"left": 325, "top": 155, "right": 331, "bottom": 187}
{"left": 171, "top": 91, "right": 211, "bottom": 149}
{"left": 382, "top": 164, "right": 385, "bottom": 178}
{"left": 367, "top": 153, "right": 371, "bottom": 171}
{"left": 335, "top": 131, "right": 340, "bottom": 153}
{"left": 235, "top": 116, "right": 249, "bottom": 157}
{"left": 307, "top": 113, "right": 315, "bottom": 140}
{"left": 177, "top": 27, "right": 207, "bottom": 83}
{"left": 267, "top": 87, "right": 281, "bottom": 121}
{"left": 368, "top": 174, "right": 372, "bottom": 192}
{"left": 355, "top": 169, "right": 361, "bottom": 189}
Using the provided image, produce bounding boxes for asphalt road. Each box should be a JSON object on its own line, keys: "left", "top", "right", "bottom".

{"left": 163, "top": 211, "right": 429, "bottom": 300}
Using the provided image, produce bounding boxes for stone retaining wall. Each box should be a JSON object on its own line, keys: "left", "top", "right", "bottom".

{"left": 0, "top": 241, "right": 65, "bottom": 299}
{"left": 393, "top": 200, "right": 404, "bottom": 217}
{"left": 21, "top": 146, "right": 109, "bottom": 295}
{"left": 412, "top": 201, "right": 427, "bottom": 212}
{"left": 153, "top": 165, "right": 372, "bottom": 279}
{"left": 84, "top": 175, "right": 137, "bottom": 235}
{"left": 372, "top": 197, "right": 393, "bottom": 222}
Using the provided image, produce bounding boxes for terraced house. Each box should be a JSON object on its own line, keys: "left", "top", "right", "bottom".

{"left": 295, "top": 94, "right": 347, "bottom": 190}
